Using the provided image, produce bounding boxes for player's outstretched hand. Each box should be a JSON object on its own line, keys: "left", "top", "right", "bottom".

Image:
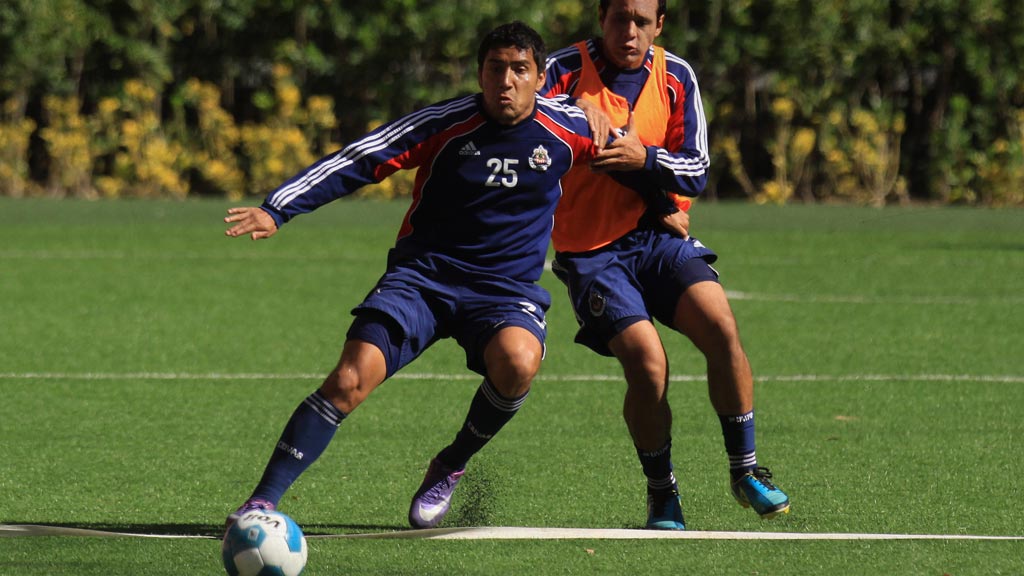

{"left": 224, "top": 207, "right": 278, "bottom": 240}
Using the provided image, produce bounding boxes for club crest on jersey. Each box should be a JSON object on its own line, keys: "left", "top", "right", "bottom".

{"left": 588, "top": 289, "right": 606, "bottom": 317}
{"left": 528, "top": 145, "right": 551, "bottom": 171}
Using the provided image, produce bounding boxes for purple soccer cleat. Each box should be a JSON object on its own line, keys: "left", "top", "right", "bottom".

{"left": 225, "top": 497, "right": 276, "bottom": 529}
{"left": 408, "top": 458, "right": 465, "bottom": 529}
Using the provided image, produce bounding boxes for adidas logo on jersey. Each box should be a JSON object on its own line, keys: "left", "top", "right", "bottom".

{"left": 459, "top": 141, "right": 481, "bottom": 156}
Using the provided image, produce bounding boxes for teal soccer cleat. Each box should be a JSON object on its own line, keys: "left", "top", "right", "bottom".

{"left": 646, "top": 487, "right": 686, "bottom": 530}
{"left": 731, "top": 467, "right": 790, "bottom": 519}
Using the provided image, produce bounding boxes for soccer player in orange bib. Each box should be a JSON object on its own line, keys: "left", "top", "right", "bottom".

{"left": 541, "top": 0, "right": 790, "bottom": 529}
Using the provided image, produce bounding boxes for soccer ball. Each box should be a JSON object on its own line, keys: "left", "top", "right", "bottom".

{"left": 222, "top": 509, "right": 308, "bottom": 576}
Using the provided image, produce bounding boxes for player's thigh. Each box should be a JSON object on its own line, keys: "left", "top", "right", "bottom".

{"left": 608, "top": 319, "right": 668, "bottom": 383}
{"left": 641, "top": 234, "right": 719, "bottom": 324}
{"left": 672, "top": 280, "right": 741, "bottom": 352}
{"left": 345, "top": 310, "right": 425, "bottom": 375}
{"left": 351, "top": 261, "right": 452, "bottom": 375}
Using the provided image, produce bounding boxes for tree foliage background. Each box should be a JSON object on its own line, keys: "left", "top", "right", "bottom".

{"left": 1, "top": 0, "right": 1022, "bottom": 204}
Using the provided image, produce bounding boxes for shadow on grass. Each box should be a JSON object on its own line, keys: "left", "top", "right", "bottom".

{"left": 0, "top": 521, "right": 408, "bottom": 539}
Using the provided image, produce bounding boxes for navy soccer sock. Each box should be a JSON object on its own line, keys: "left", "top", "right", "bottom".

{"left": 250, "top": 390, "right": 346, "bottom": 505}
{"left": 637, "top": 439, "right": 676, "bottom": 492}
{"left": 719, "top": 410, "right": 757, "bottom": 480}
{"left": 437, "top": 379, "right": 528, "bottom": 471}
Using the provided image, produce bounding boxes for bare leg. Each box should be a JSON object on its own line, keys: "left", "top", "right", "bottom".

{"left": 483, "top": 326, "right": 543, "bottom": 398}
{"left": 609, "top": 320, "right": 685, "bottom": 529}
{"left": 671, "top": 280, "right": 788, "bottom": 518}
{"left": 608, "top": 320, "right": 672, "bottom": 451}
{"left": 672, "top": 281, "right": 753, "bottom": 415}
{"left": 318, "top": 339, "right": 389, "bottom": 414}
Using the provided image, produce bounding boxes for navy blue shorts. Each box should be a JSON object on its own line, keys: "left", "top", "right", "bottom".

{"left": 347, "top": 254, "right": 550, "bottom": 378}
{"left": 552, "top": 229, "right": 718, "bottom": 356}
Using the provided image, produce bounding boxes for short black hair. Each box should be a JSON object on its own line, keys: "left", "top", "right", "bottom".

{"left": 477, "top": 21, "right": 547, "bottom": 72}
{"left": 599, "top": 0, "right": 667, "bottom": 19}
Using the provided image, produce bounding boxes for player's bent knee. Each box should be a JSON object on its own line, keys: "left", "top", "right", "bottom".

{"left": 621, "top": 354, "right": 668, "bottom": 387}
{"left": 485, "top": 343, "right": 541, "bottom": 399}
{"left": 494, "top": 346, "right": 541, "bottom": 382}
{"left": 319, "top": 368, "right": 372, "bottom": 413}
{"left": 486, "top": 327, "right": 542, "bottom": 372}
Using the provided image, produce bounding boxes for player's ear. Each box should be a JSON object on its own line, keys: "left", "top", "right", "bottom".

{"left": 535, "top": 69, "right": 546, "bottom": 91}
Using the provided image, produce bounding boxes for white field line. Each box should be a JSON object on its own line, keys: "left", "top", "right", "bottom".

{"left": 0, "top": 371, "right": 1023, "bottom": 384}
{"left": 330, "top": 526, "right": 1024, "bottom": 541}
{"left": 0, "top": 250, "right": 299, "bottom": 260}
{"left": 0, "top": 524, "right": 212, "bottom": 539}
{"left": 1, "top": 524, "right": 1021, "bottom": 541}
{"left": 724, "top": 290, "right": 1023, "bottom": 306}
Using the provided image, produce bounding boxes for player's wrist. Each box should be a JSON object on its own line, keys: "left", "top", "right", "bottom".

{"left": 643, "top": 146, "right": 659, "bottom": 171}
{"left": 259, "top": 203, "right": 286, "bottom": 228}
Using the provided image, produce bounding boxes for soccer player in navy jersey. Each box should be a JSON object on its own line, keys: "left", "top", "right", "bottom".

{"left": 540, "top": 0, "right": 789, "bottom": 529}
{"left": 223, "top": 21, "right": 615, "bottom": 530}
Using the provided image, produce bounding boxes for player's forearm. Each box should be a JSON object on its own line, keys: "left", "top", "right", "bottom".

{"left": 260, "top": 152, "right": 376, "bottom": 226}
{"left": 648, "top": 146, "right": 709, "bottom": 196}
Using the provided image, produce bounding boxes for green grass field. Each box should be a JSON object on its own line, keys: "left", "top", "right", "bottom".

{"left": 1, "top": 198, "right": 1022, "bottom": 575}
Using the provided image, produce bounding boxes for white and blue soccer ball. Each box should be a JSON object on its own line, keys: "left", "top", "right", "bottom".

{"left": 222, "top": 509, "right": 308, "bottom": 576}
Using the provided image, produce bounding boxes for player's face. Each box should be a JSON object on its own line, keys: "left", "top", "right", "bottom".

{"left": 599, "top": 0, "right": 664, "bottom": 70}
{"left": 478, "top": 46, "right": 546, "bottom": 125}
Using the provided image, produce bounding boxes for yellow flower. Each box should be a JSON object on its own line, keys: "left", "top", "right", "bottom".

{"left": 98, "top": 98, "right": 120, "bottom": 117}
{"left": 772, "top": 98, "right": 795, "bottom": 122}
{"left": 791, "top": 128, "right": 817, "bottom": 158}
{"left": 273, "top": 64, "right": 290, "bottom": 79}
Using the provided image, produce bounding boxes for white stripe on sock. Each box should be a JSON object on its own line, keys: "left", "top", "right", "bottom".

{"left": 647, "top": 472, "right": 677, "bottom": 492}
{"left": 729, "top": 452, "right": 757, "bottom": 470}
{"left": 479, "top": 379, "right": 528, "bottom": 412}
{"left": 304, "top": 391, "right": 345, "bottom": 427}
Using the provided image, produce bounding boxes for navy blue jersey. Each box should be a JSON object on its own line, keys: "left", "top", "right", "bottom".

{"left": 261, "top": 94, "right": 598, "bottom": 283}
